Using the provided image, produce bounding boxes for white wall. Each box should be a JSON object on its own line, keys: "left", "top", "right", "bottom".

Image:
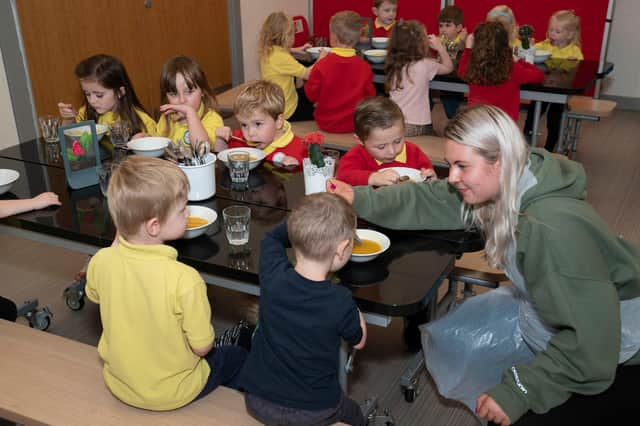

{"left": 602, "top": 0, "right": 640, "bottom": 97}
{"left": 0, "top": 47, "right": 20, "bottom": 150}
{"left": 239, "top": 0, "right": 309, "bottom": 81}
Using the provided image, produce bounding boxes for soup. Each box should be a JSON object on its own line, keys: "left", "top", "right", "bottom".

{"left": 352, "top": 239, "right": 382, "bottom": 255}
{"left": 187, "top": 216, "right": 208, "bottom": 229}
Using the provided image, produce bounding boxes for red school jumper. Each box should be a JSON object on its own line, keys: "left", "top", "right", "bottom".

{"left": 336, "top": 142, "right": 433, "bottom": 186}
{"left": 458, "top": 48, "right": 544, "bottom": 121}
{"left": 304, "top": 51, "right": 375, "bottom": 133}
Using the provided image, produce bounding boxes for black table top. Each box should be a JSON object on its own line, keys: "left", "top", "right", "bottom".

{"left": 0, "top": 151, "right": 483, "bottom": 317}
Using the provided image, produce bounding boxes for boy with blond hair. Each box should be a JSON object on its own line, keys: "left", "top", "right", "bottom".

{"left": 372, "top": 0, "right": 398, "bottom": 37}
{"left": 86, "top": 156, "right": 246, "bottom": 410}
{"left": 228, "top": 80, "right": 307, "bottom": 166}
{"left": 305, "top": 11, "right": 376, "bottom": 133}
{"left": 240, "top": 193, "right": 367, "bottom": 426}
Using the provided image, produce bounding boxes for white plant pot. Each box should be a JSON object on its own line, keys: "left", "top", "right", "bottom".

{"left": 178, "top": 153, "right": 217, "bottom": 201}
{"left": 302, "top": 156, "right": 336, "bottom": 195}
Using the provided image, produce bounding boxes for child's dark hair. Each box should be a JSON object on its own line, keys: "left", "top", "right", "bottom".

{"left": 463, "top": 22, "right": 513, "bottom": 86}
{"left": 438, "top": 6, "right": 464, "bottom": 26}
{"left": 384, "top": 20, "right": 428, "bottom": 93}
{"left": 159, "top": 56, "right": 217, "bottom": 134}
{"left": 354, "top": 96, "right": 405, "bottom": 141}
{"left": 74, "top": 54, "right": 150, "bottom": 134}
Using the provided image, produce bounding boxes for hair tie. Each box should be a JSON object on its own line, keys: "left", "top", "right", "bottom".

{"left": 487, "top": 10, "right": 513, "bottom": 23}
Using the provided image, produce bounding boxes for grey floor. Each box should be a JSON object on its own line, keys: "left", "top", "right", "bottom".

{"left": 2, "top": 103, "right": 639, "bottom": 426}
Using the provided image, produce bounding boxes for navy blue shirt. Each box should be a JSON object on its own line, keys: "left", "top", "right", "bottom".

{"left": 239, "top": 222, "right": 363, "bottom": 410}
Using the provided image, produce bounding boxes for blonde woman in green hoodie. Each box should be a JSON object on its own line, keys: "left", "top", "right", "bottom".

{"left": 328, "top": 105, "right": 640, "bottom": 425}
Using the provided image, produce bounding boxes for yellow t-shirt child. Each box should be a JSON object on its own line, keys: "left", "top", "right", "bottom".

{"left": 76, "top": 106, "right": 157, "bottom": 146}
{"left": 534, "top": 39, "right": 584, "bottom": 60}
{"left": 86, "top": 237, "right": 215, "bottom": 411}
{"left": 156, "top": 102, "right": 224, "bottom": 145}
{"left": 260, "top": 46, "right": 309, "bottom": 120}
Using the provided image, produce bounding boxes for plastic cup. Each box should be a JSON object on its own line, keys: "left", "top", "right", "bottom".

{"left": 228, "top": 151, "right": 250, "bottom": 191}
{"left": 39, "top": 115, "right": 60, "bottom": 143}
{"left": 222, "top": 205, "right": 251, "bottom": 245}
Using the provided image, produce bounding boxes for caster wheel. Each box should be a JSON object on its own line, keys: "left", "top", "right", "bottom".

{"left": 403, "top": 387, "right": 415, "bottom": 403}
{"left": 65, "top": 292, "right": 85, "bottom": 311}
{"left": 29, "top": 310, "right": 52, "bottom": 331}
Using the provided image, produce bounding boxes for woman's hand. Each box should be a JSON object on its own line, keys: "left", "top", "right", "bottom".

{"left": 476, "top": 394, "right": 511, "bottom": 426}
{"left": 326, "top": 178, "right": 354, "bottom": 204}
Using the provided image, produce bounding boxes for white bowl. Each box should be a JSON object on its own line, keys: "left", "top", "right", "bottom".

{"left": 306, "top": 46, "right": 329, "bottom": 60}
{"left": 63, "top": 124, "right": 109, "bottom": 140}
{"left": 218, "top": 147, "right": 266, "bottom": 170}
{"left": 371, "top": 37, "right": 388, "bottom": 49}
{"left": 183, "top": 205, "right": 217, "bottom": 239}
{"left": 350, "top": 229, "right": 391, "bottom": 263}
{"left": 534, "top": 49, "right": 552, "bottom": 63}
{"left": 127, "top": 137, "right": 171, "bottom": 157}
{"left": 387, "top": 166, "right": 425, "bottom": 183}
{"left": 0, "top": 169, "right": 20, "bottom": 195}
{"left": 363, "top": 49, "right": 387, "bottom": 64}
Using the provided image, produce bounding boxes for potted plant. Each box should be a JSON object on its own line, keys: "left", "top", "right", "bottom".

{"left": 301, "top": 132, "right": 339, "bottom": 195}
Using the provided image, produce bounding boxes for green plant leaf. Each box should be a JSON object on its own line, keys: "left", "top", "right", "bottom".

{"left": 79, "top": 131, "right": 92, "bottom": 150}
{"left": 66, "top": 147, "right": 79, "bottom": 161}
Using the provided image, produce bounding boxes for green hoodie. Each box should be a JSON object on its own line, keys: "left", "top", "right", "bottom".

{"left": 352, "top": 148, "right": 640, "bottom": 422}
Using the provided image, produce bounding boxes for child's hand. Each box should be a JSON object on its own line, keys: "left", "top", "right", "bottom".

{"left": 368, "top": 169, "right": 401, "bottom": 187}
{"left": 130, "top": 132, "right": 148, "bottom": 140}
{"left": 215, "top": 126, "right": 232, "bottom": 141}
{"left": 427, "top": 34, "right": 446, "bottom": 53}
{"left": 213, "top": 138, "right": 228, "bottom": 153}
{"left": 31, "top": 192, "right": 61, "bottom": 210}
{"left": 459, "top": 28, "right": 468, "bottom": 42}
{"left": 421, "top": 168, "right": 437, "bottom": 180}
{"left": 465, "top": 33, "right": 474, "bottom": 49}
{"left": 280, "top": 155, "right": 300, "bottom": 167}
{"left": 159, "top": 103, "right": 196, "bottom": 121}
{"left": 317, "top": 47, "right": 331, "bottom": 60}
{"left": 326, "top": 178, "right": 354, "bottom": 204}
{"left": 58, "top": 102, "right": 77, "bottom": 120}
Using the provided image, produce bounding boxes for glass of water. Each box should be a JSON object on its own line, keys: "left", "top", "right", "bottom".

{"left": 109, "top": 121, "right": 130, "bottom": 162}
{"left": 228, "top": 151, "right": 250, "bottom": 191}
{"left": 222, "top": 205, "right": 251, "bottom": 245}
{"left": 38, "top": 115, "right": 60, "bottom": 143}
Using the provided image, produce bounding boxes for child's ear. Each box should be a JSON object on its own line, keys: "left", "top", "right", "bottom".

{"left": 354, "top": 134, "right": 365, "bottom": 145}
{"left": 144, "top": 217, "right": 161, "bottom": 238}
{"left": 118, "top": 86, "right": 126, "bottom": 99}
{"left": 371, "top": 6, "right": 378, "bottom": 17}
{"left": 276, "top": 113, "right": 284, "bottom": 129}
{"left": 336, "top": 238, "right": 351, "bottom": 260}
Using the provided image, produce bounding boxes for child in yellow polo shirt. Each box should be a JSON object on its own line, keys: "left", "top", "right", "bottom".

{"left": 58, "top": 54, "right": 156, "bottom": 141}
{"left": 85, "top": 156, "right": 246, "bottom": 411}
{"left": 227, "top": 80, "right": 307, "bottom": 167}
{"left": 259, "top": 11, "right": 318, "bottom": 122}
{"left": 157, "top": 55, "right": 231, "bottom": 152}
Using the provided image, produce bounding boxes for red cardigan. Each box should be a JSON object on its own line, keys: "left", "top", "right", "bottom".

{"left": 458, "top": 48, "right": 544, "bottom": 121}
{"left": 229, "top": 129, "right": 307, "bottom": 164}
{"left": 336, "top": 142, "right": 433, "bottom": 186}
{"left": 304, "top": 53, "right": 375, "bottom": 133}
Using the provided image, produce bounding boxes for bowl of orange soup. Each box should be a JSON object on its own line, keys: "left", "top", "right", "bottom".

{"left": 350, "top": 229, "right": 391, "bottom": 263}
{"left": 183, "top": 205, "right": 217, "bottom": 239}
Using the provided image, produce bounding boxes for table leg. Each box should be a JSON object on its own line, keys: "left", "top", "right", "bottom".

{"left": 531, "top": 101, "right": 542, "bottom": 147}
{"left": 556, "top": 107, "right": 569, "bottom": 153}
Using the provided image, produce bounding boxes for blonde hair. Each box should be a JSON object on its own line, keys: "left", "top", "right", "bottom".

{"left": 330, "top": 11, "right": 361, "bottom": 47}
{"left": 486, "top": 5, "right": 518, "bottom": 44}
{"left": 443, "top": 105, "right": 528, "bottom": 268}
{"left": 233, "top": 80, "right": 285, "bottom": 120}
{"left": 288, "top": 193, "right": 357, "bottom": 262}
{"left": 107, "top": 156, "right": 189, "bottom": 239}
{"left": 258, "top": 11, "right": 294, "bottom": 59}
{"left": 549, "top": 10, "right": 582, "bottom": 47}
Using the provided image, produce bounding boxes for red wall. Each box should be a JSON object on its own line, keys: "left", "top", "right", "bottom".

{"left": 312, "top": 0, "right": 441, "bottom": 39}
{"left": 453, "top": 0, "right": 609, "bottom": 60}
{"left": 312, "top": 1, "right": 609, "bottom": 60}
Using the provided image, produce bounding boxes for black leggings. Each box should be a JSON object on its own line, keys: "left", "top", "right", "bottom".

{"left": 490, "top": 364, "right": 640, "bottom": 426}
{"left": 523, "top": 102, "right": 563, "bottom": 152}
{"left": 0, "top": 295, "right": 17, "bottom": 322}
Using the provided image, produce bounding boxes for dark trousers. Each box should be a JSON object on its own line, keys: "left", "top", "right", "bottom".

{"left": 0, "top": 296, "right": 17, "bottom": 322}
{"left": 245, "top": 391, "right": 366, "bottom": 426}
{"left": 194, "top": 345, "right": 248, "bottom": 400}
{"left": 524, "top": 101, "right": 563, "bottom": 152}
{"left": 288, "top": 87, "right": 316, "bottom": 122}
{"left": 489, "top": 364, "right": 640, "bottom": 426}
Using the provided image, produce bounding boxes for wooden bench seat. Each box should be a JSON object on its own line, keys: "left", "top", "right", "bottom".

{"left": 216, "top": 84, "right": 247, "bottom": 115}
{"left": 290, "top": 121, "right": 448, "bottom": 167}
{"left": 0, "top": 320, "right": 260, "bottom": 426}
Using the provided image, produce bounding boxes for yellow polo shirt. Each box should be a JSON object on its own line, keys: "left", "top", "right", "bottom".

{"left": 261, "top": 46, "right": 309, "bottom": 119}
{"left": 76, "top": 106, "right": 157, "bottom": 136}
{"left": 86, "top": 237, "right": 214, "bottom": 410}
{"left": 535, "top": 40, "right": 584, "bottom": 60}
